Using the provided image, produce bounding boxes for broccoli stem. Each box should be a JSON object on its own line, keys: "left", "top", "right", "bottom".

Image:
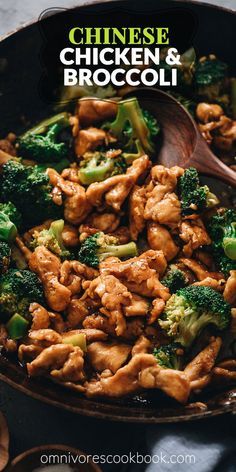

{"left": 6, "top": 313, "right": 29, "bottom": 340}
{"left": 123, "top": 139, "right": 144, "bottom": 165}
{"left": 21, "top": 112, "right": 70, "bottom": 137}
{"left": 223, "top": 223, "right": 236, "bottom": 260}
{"left": 79, "top": 157, "right": 114, "bottom": 185}
{"left": 98, "top": 241, "right": 138, "bottom": 262}
{"left": 106, "top": 98, "right": 155, "bottom": 155}
{"left": 50, "top": 219, "right": 66, "bottom": 252}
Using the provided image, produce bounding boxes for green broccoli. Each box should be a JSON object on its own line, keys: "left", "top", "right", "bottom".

{"left": 0, "top": 269, "right": 44, "bottom": 321}
{"left": 208, "top": 209, "right": 236, "bottom": 274}
{"left": 31, "top": 219, "right": 70, "bottom": 259}
{"left": 79, "top": 151, "right": 127, "bottom": 185}
{"left": 0, "top": 212, "right": 17, "bottom": 243}
{"left": 195, "top": 56, "right": 228, "bottom": 101}
{"left": 162, "top": 269, "right": 187, "bottom": 294}
{"left": 18, "top": 112, "right": 70, "bottom": 163}
{"left": 0, "top": 160, "right": 62, "bottom": 226}
{"left": 0, "top": 201, "right": 22, "bottom": 243}
{"left": 0, "top": 241, "right": 11, "bottom": 275}
{"left": 158, "top": 285, "right": 231, "bottom": 348}
{"left": 0, "top": 202, "right": 22, "bottom": 228}
{"left": 78, "top": 231, "right": 138, "bottom": 268}
{"left": 153, "top": 342, "right": 184, "bottom": 370}
{"left": 102, "top": 98, "right": 159, "bottom": 157}
{"left": 179, "top": 167, "right": 219, "bottom": 215}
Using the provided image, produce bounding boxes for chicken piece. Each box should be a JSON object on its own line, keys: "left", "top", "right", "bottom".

{"left": 49, "top": 312, "right": 65, "bottom": 333}
{"left": 85, "top": 353, "right": 190, "bottom": 403}
{"left": 61, "top": 224, "right": 80, "bottom": 247}
{"left": 66, "top": 298, "right": 89, "bottom": 328}
{"left": 151, "top": 165, "right": 184, "bottom": 188}
{"left": 75, "top": 127, "right": 108, "bottom": 157}
{"left": 29, "top": 246, "right": 71, "bottom": 311}
{"left": 83, "top": 314, "right": 144, "bottom": 340}
{"left": 194, "top": 249, "right": 213, "bottom": 269}
{"left": 29, "top": 303, "right": 50, "bottom": 330}
{"left": 77, "top": 98, "right": 117, "bottom": 127}
{"left": 144, "top": 165, "right": 184, "bottom": 227}
{"left": 197, "top": 103, "right": 236, "bottom": 151}
{"left": 18, "top": 344, "right": 43, "bottom": 362}
{"left": 124, "top": 294, "right": 150, "bottom": 317}
{"left": 129, "top": 185, "right": 147, "bottom": 240}
{"left": 223, "top": 271, "right": 236, "bottom": 305}
{"left": 51, "top": 347, "right": 85, "bottom": 382}
{"left": 179, "top": 258, "right": 223, "bottom": 281}
{"left": 196, "top": 103, "right": 224, "bottom": 123}
{"left": 63, "top": 329, "right": 107, "bottom": 343}
{"left": 155, "top": 194, "right": 181, "bottom": 229}
{"left": 0, "top": 133, "right": 17, "bottom": 156}
{"left": 61, "top": 166, "right": 81, "bottom": 183}
{"left": 212, "top": 366, "right": 236, "bottom": 384}
{"left": 28, "top": 329, "right": 62, "bottom": 347}
{"left": 47, "top": 168, "right": 92, "bottom": 225}
{"left": 145, "top": 192, "right": 181, "bottom": 229}
{"left": 149, "top": 298, "right": 165, "bottom": 324}
{"left": 83, "top": 275, "right": 132, "bottom": 336}
{"left": 86, "top": 155, "right": 151, "bottom": 212}
{"left": 193, "top": 277, "right": 225, "bottom": 292}
{"left": 60, "top": 260, "right": 98, "bottom": 296}
{"left": 29, "top": 303, "right": 65, "bottom": 332}
{"left": 100, "top": 251, "right": 169, "bottom": 300}
{"left": 0, "top": 325, "right": 17, "bottom": 353}
{"left": 87, "top": 341, "right": 131, "bottom": 373}
{"left": 27, "top": 343, "right": 84, "bottom": 383}
{"left": 81, "top": 212, "right": 120, "bottom": 233}
{"left": 184, "top": 337, "right": 222, "bottom": 391}
{"left": 83, "top": 314, "right": 115, "bottom": 336}
{"left": 179, "top": 219, "right": 211, "bottom": 257}
{"left": 131, "top": 335, "right": 152, "bottom": 356}
{"left": 147, "top": 222, "right": 179, "bottom": 261}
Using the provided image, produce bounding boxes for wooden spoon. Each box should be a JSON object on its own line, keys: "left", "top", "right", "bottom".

{"left": 125, "top": 87, "right": 236, "bottom": 188}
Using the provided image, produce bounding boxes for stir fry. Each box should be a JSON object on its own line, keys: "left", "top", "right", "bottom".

{"left": 0, "top": 95, "right": 235, "bottom": 405}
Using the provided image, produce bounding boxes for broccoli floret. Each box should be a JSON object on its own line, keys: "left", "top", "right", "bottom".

{"left": 0, "top": 202, "right": 22, "bottom": 228}
{"left": 79, "top": 151, "right": 127, "bottom": 185}
{"left": 0, "top": 269, "right": 44, "bottom": 320}
{"left": 179, "top": 167, "right": 219, "bottom": 215}
{"left": 0, "top": 160, "right": 62, "bottom": 226}
{"left": 31, "top": 219, "right": 70, "bottom": 259}
{"left": 162, "top": 269, "right": 187, "bottom": 294}
{"left": 153, "top": 342, "right": 184, "bottom": 370}
{"left": 208, "top": 209, "right": 236, "bottom": 274}
{"left": 0, "top": 241, "right": 11, "bottom": 275}
{"left": 78, "top": 231, "right": 138, "bottom": 268}
{"left": 18, "top": 112, "right": 70, "bottom": 163}
{"left": 0, "top": 202, "right": 22, "bottom": 243}
{"left": 158, "top": 285, "right": 231, "bottom": 348}
{"left": 0, "top": 211, "right": 17, "bottom": 243}
{"left": 102, "top": 98, "right": 159, "bottom": 157}
{"left": 195, "top": 56, "right": 228, "bottom": 101}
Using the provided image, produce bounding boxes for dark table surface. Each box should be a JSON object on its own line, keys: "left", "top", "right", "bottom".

{"left": 0, "top": 1, "right": 236, "bottom": 471}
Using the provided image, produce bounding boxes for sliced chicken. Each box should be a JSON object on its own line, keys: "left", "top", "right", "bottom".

{"left": 87, "top": 341, "right": 131, "bottom": 373}
{"left": 85, "top": 353, "right": 190, "bottom": 403}
{"left": 147, "top": 222, "right": 179, "bottom": 261}
{"left": 29, "top": 246, "right": 71, "bottom": 311}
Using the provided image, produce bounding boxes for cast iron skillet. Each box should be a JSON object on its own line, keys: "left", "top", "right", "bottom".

{"left": 0, "top": 0, "right": 236, "bottom": 423}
